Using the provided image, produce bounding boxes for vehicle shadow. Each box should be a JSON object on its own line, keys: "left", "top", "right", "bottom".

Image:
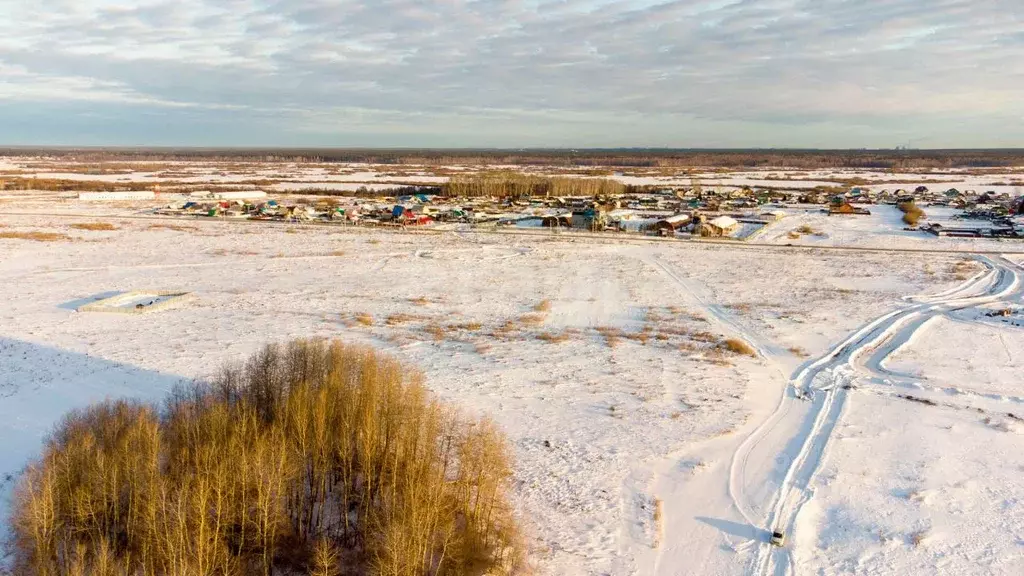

{"left": 696, "top": 516, "right": 771, "bottom": 543}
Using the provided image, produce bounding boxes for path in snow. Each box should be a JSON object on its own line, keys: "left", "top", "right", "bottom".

{"left": 752, "top": 255, "right": 1022, "bottom": 576}
{"left": 626, "top": 250, "right": 1022, "bottom": 576}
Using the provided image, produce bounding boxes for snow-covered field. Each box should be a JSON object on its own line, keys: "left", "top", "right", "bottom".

{"left": 4, "top": 156, "right": 1023, "bottom": 195}
{"left": 758, "top": 205, "right": 1024, "bottom": 252}
{"left": 1, "top": 204, "right": 1023, "bottom": 575}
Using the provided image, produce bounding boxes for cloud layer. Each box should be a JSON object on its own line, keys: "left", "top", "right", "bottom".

{"left": 1, "top": 0, "right": 1021, "bottom": 147}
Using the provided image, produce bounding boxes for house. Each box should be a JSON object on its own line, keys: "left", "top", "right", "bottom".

{"left": 700, "top": 215, "right": 739, "bottom": 237}
{"left": 571, "top": 206, "right": 607, "bottom": 231}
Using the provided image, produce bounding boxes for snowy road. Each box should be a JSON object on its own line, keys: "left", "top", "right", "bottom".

{"left": 636, "top": 252, "right": 1023, "bottom": 576}
{"left": 750, "top": 255, "right": 1022, "bottom": 576}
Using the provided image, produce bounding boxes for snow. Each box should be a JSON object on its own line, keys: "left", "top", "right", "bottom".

{"left": 709, "top": 215, "right": 739, "bottom": 229}
{"left": 758, "top": 205, "right": 1024, "bottom": 251}
{"left": 1, "top": 170, "right": 1023, "bottom": 575}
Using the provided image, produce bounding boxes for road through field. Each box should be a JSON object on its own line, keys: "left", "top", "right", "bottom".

{"left": 749, "top": 255, "right": 1021, "bottom": 576}
{"left": 636, "top": 252, "right": 1022, "bottom": 576}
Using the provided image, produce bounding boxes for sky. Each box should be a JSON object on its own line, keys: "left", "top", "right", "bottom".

{"left": 0, "top": 0, "right": 1021, "bottom": 148}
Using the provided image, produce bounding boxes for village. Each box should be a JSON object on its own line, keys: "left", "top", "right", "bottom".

{"left": 79, "top": 180, "right": 1024, "bottom": 241}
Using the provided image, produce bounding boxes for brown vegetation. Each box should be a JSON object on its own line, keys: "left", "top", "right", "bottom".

{"left": 0, "top": 231, "right": 72, "bottom": 242}
{"left": 720, "top": 338, "right": 756, "bottom": 357}
{"left": 595, "top": 326, "right": 622, "bottom": 348}
{"left": 536, "top": 331, "right": 571, "bottom": 344}
{"left": 444, "top": 172, "right": 624, "bottom": 199}
{"left": 451, "top": 322, "right": 483, "bottom": 332}
{"left": 354, "top": 312, "right": 374, "bottom": 326}
{"left": 146, "top": 223, "right": 199, "bottom": 232}
{"left": 8, "top": 340, "right": 525, "bottom": 576}
{"left": 70, "top": 222, "right": 118, "bottom": 231}
{"left": 898, "top": 201, "right": 926, "bottom": 226}
{"left": 517, "top": 313, "right": 546, "bottom": 327}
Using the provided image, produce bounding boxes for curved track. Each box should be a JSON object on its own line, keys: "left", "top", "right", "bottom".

{"left": 747, "top": 255, "right": 1022, "bottom": 576}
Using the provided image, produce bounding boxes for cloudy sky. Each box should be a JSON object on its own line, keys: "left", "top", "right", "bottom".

{"left": 1, "top": 0, "right": 1021, "bottom": 147}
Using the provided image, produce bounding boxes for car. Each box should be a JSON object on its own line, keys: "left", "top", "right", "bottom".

{"left": 770, "top": 531, "right": 785, "bottom": 547}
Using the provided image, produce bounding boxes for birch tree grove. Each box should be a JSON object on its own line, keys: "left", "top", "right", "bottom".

{"left": 10, "top": 339, "right": 526, "bottom": 576}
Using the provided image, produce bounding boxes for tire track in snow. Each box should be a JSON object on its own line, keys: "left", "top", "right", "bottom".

{"left": 753, "top": 255, "right": 1023, "bottom": 576}
{"left": 637, "top": 251, "right": 790, "bottom": 539}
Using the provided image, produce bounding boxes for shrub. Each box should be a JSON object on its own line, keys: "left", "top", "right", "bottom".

{"left": 9, "top": 340, "right": 525, "bottom": 576}
{"left": 898, "top": 201, "right": 926, "bottom": 226}
{"left": 533, "top": 300, "right": 552, "bottom": 313}
{"left": 720, "top": 338, "right": 756, "bottom": 357}
{"left": 355, "top": 312, "right": 374, "bottom": 326}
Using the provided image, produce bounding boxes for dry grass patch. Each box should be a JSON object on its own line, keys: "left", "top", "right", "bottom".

{"left": 788, "top": 346, "right": 810, "bottom": 358}
{"left": 492, "top": 319, "right": 521, "bottom": 340}
{"left": 0, "top": 231, "right": 72, "bottom": 242}
{"left": 533, "top": 299, "right": 552, "bottom": 313}
{"left": 596, "top": 326, "right": 623, "bottom": 348}
{"left": 385, "top": 312, "right": 423, "bottom": 326}
{"left": 410, "top": 296, "right": 431, "bottom": 306}
{"left": 517, "top": 313, "right": 546, "bottom": 327}
{"left": 720, "top": 338, "right": 757, "bottom": 357}
{"left": 327, "top": 249, "right": 346, "bottom": 256}
{"left": 146, "top": 223, "right": 199, "bottom": 232}
{"left": 653, "top": 498, "right": 664, "bottom": 548}
{"left": 423, "top": 323, "right": 447, "bottom": 341}
{"left": 948, "top": 258, "right": 980, "bottom": 281}
{"left": 354, "top": 312, "right": 374, "bottom": 326}
{"left": 536, "top": 331, "right": 572, "bottom": 344}
{"left": 70, "top": 222, "right": 117, "bottom": 231}
{"left": 624, "top": 329, "right": 651, "bottom": 345}
{"left": 691, "top": 331, "right": 719, "bottom": 343}
{"left": 451, "top": 321, "right": 483, "bottom": 331}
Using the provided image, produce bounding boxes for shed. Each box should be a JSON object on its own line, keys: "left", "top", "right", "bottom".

{"left": 652, "top": 214, "right": 691, "bottom": 235}
{"left": 541, "top": 214, "right": 572, "bottom": 228}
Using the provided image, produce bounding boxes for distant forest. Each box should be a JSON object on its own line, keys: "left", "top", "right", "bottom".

{"left": 2, "top": 147, "right": 1024, "bottom": 169}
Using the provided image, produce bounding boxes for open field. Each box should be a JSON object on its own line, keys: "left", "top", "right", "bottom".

{"left": 1, "top": 157, "right": 1023, "bottom": 575}
{"left": 2, "top": 198, "right": 1023, "bottom": 574}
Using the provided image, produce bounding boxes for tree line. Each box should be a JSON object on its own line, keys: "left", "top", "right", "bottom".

{"left": 9, "top": 340, "right": 525, "bottom": 576}
{"left": 443, "top": 172, "right": 625, "bottom": 199}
